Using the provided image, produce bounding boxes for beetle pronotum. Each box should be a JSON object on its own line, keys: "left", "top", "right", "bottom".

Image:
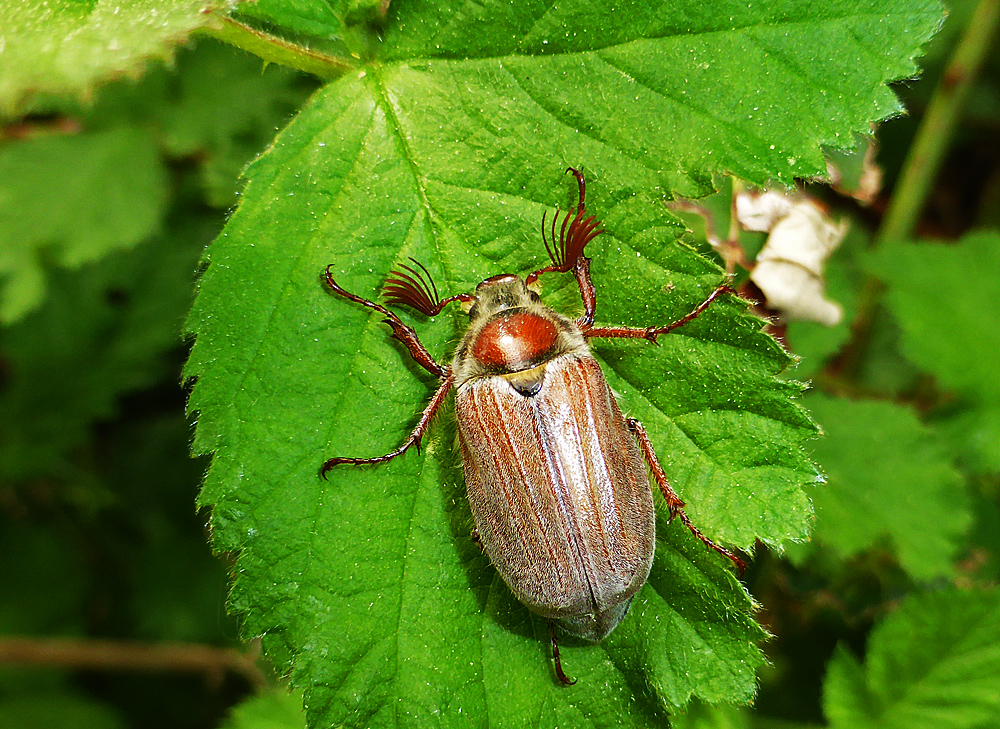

{"left": 322, "top": 169, "right": 743, "bottom": 684}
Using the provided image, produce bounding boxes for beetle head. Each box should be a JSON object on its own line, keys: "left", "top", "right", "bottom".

{"left": 465, "top": 274, "right": 541, "bottom": 326}
{"left": 452, "top": 273, "right": 588, "bottom": 392}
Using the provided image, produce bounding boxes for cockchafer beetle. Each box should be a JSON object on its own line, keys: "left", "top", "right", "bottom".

{"left": 321, "top": 168, "right": 743, "bottom": 684}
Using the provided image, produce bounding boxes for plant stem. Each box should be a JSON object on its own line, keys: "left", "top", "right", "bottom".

{"left": 199, "top": 16, "right": 354, "bottom": 79}
{"left": 0, "top": 636, "right": 266, "bottom": 687}
{"left": 877, "top": 0, "right": 1000, "bottom": 243}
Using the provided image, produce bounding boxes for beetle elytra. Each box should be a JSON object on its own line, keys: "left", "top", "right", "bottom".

{"left": 322, "top": 169, "right": 743, "bottom": 684}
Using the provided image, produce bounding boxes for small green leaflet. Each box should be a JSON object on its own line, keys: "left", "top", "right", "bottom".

{"left": 866, "top": 232, "right": 1000, "bottom": 402}
{"left": 0, "top": 129, "right": 167, "bottom": 323}
{"left": 866, "top": 231, "right": 1000, "bottom": 472}
{"left": 801, "top": 394, "right": 967, "bottom": 579}
{"left": 183, "top": 0, "right": 943, "bottom": 726}
{"left": 824, "top": 588, "right": 1000, "bottom": 729}
{"left": 221, "top": 687, "right": 305, "bottom": 729}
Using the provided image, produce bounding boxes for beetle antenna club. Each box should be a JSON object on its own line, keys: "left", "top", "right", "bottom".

{"left": 526, "top": 168, "right": 604, "bottom": 285}
{"left": 384, "top": 258, "right": 439, "bottom": 314}
{"left": 384, "top": 258, "right": 475, "bottom": 317}
{"left": 320, "top": 166, "right": 745, "bottom": 684}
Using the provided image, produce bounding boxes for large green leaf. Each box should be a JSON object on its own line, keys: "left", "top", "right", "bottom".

{"left": 823, "top": 588, "right": 1000, "bottom": 729}
{"left": 0, "top": 0, "right": 232, "bottom": 116}
{"left": 800, "top": 394, "right": 967, "bottom": 580}
{"left": 184, "top": 0, "right": 941, "bottom": 725}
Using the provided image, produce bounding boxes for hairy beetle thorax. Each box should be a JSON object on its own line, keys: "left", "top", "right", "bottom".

{"left": 472, "top": 311, "right": 558, "bottom": 370}
{"left": 452, "top": 275, "right": 588, "bottom": 395}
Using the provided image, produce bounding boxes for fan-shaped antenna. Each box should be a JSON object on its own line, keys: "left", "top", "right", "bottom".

{"left": 526, "top": 168, "right": 604, "bottom": 285}
{"left": 384, "top": 258, "right": 472, "bottom": 316}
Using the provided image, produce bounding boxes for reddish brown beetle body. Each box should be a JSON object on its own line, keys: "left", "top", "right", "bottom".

{"left": 321, "top": 169, "right": 742, "bottom": 682}
{"left": 453, "top": 276, "right": 655, "bottom": 641}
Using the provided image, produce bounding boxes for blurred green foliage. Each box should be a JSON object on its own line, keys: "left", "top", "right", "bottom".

{"left": 0, "top": 30, "right": 317, "bottom": 729}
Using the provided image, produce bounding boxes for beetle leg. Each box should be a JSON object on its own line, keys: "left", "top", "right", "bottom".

{"left": 626, "top": 418, "right": 746, "bottom": 574}
{"left": 548, "top": 620, "right": 577, "bottom": 686}
{"left": 573, "top": 255, "right": 598, "bottom": 328}
{"left": 324, "top": 265, "right": 448, "bottom": 378}
{"left": 584, "top": 284, "right": 736, "bottom": 343}
{"left": 320, "top": 372, "right": 454, "bottom": 477}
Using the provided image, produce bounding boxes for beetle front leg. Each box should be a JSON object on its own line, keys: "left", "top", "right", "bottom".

{"left": 584, "top": 284, "right": 736, "bottom": 343}
{"left": 626, "top": 418, "right": 746, "bottom": 573}
{"left": 572, "top": 255, "right": 598, "bottom": 328}
{"left": 321, "top": 371, "right": 454, "bottom": 477}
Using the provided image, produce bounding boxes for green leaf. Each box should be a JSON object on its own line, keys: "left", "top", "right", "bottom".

{"left": 0, "top": 691, "right": 125, "bottom": 729}
{"left": 0, "top": 518, "right": 87, "bottom": 635}
{"left": 0, "top": 216, "right": 215, "bottom": 480}
{"left": 966, "top": 475, "right": 1000, "bottom": 582}
{"left": 59, "top": 39, "right": 318, "bottom": 208}
{"left": 0, "top": 0, "right": 231, "bottom": 116}
{"left": 235, "top": 0, "right": 343, "bottom": 38}
{"left": 866, "top": 231, "right": 1000, "bottom": 471}
{"left": 866, "top": 231, "right": 1000, "bottom": 402}
{"left": 381, "top": 0, "right": 939, "bottom": 192}
{"left": 184, "top": 1, "right": 942, "bottom": 725}
{"left": 823, "top": 588, "right": 1000, "bottom": 729}
{"left": 0, "top": 129, "right": 168, "bottom": 323}
{"left": 801, "top": 393, "right": 968, "bottom": 579}
{"left": 671, "top": 699, "right": 750, "bottom": 729}
{"left": 939, "top": 405, "right": 1000, "bottom": 475}
{"left": 157, "top": 42, "right": 317, "bottom": 207}
{"left": 221, "top": 688, "right": 305, "bottom": 729}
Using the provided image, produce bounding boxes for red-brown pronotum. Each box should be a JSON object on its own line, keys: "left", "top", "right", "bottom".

{"left": 321, "top": 168, "right": 744, "bottom": 684}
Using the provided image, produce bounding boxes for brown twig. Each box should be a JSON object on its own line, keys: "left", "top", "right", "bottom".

{"left": 0, "top": 637, "right": 266, "bottom": 688}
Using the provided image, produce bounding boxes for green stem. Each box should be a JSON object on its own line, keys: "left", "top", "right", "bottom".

{"left": 877, "top": 0, "right": 1000, "bottom": 243}
{"left": 198, "top": 16, "right": 354, "bottom": 79}
{"left": 839, "top": 0, "right": 1000, "bottom": 380}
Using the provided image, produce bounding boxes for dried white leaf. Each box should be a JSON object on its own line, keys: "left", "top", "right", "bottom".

{"left": 751, "top": 261, "right": 843, "bottom": 326}
{"left": 735, "top": 191, "right": 795, "bottom": 232}
{"left": 741, "top": 193, "right": 847, "bottom": 326}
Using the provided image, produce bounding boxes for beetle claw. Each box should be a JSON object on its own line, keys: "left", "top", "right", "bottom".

{"left": 549, "top": 621, "right": 577, "bottom": 686}
{"left": 319, "top": 458, "right": 342, "bottom": 479}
